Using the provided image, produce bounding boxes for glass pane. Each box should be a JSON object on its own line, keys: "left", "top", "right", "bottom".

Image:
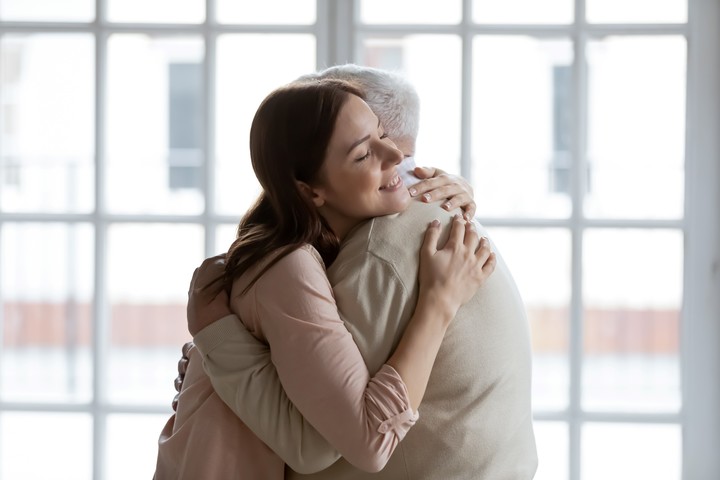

{"left": 586, "top": 36, "right": 686, "bottom": 219}
{"left": 0, "top": 0, "right": 94, "bottom": 22}
{"left": 587, "top": 0, "right": 687, "bottom": 23}
{"left": 106, "top": 35, "right": 204, "bottom": 215}
{"left": 217, "top": 0, "right": 316, "bottom": 24}
{"left": 358, "top": 35, "right": 462, "bottom": 175}
{"left": 473, "top": 37, "right": 573, "bottom": 218}
{"left": 360, "top": 0, "right": 461, "bottom": 24}
{"left": 215, "top": 34, "right": 315, "bottom": 216}
{"left": 1, "top": 223, "right": 94, "bottom": 403}
{"left": 216, "top": 223, "right": 237, "bottom": 254}
{"left": 583, "top": 229, "right": 682, "bottom": 412}
{"left": 106, "top": 224, "right": 203, "bottom": 404}
{"left": 1, "top": 34, "right": 95, "bottom": 213}
{"left": 487, "top": 228, "right": 571, "bottom": 410}
{"left": 107, "top": 0, "right": 204, "bottom": 23}
{"left": 0, "top": 412, "right": 92, "bottom": 480}
{"left": 473, "top": 0, "right": 573, "bottom": 24}
{"left": 533, "top": 421, "right": 568, "bottom": 480}
{"left": 582, "top": 423, "right": 681, "bottom": 480}
{"left": 106, "top": 414, "right": 170, "bottom": 480}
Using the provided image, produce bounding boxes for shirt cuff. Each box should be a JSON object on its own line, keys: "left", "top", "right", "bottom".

{"left": 192, "top": 314, "right": 240, "bottom": 356}
{"left": 367, "top": 364, "right": 419, "bottom": 441}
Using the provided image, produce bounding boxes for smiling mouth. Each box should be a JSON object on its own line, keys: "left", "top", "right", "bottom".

{"left": 380, "top": 174, "right": 402, "bottom": 191}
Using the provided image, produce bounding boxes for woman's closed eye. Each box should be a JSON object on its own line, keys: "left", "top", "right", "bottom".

{"left": 355, "top": 151, "right": 371, "bottom": 162}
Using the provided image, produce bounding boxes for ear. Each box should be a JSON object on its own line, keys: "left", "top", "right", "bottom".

{"left": 296, "top": 181, "right": 326, "bottom": 208}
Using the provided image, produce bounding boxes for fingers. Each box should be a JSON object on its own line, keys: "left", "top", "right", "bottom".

{"left": 446, "top": 214, "right": 466, "bottom": 248}
{"left": 181, "top": 341, "right": 194, "bottom": 358}
{"left": 475, "top": 236, "right": 494, "bottom": 265}
{"left": 464, "top": 221, "right": 480, "bottom": 252}
{"left": 411, "top": 166, "right": 437, "bottom": 180}
{"left": 408, "top": 176, "right": 476, "bottom": 221}
{"left": 190, "top": 255, "right": 227, "bottom": 296}
{"left": 421, "top": 219, "right": 442, "bottom": 256}
{"left": 482, "top": 251, "right": 497, "bottom": 275}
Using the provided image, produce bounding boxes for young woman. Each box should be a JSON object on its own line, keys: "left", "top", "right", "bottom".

{"left": 155, "top": 79, "right": 495, "bottom": 479}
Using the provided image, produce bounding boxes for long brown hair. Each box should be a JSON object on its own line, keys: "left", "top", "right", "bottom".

{"left": 224, "top": 79, "right": 364, "bottom": 293}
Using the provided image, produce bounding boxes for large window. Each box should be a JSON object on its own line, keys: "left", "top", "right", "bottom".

{"left": 0, "top": 1, "right": 717, "bottom": 479}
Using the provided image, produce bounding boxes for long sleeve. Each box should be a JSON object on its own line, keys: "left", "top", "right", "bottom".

{"left": 193, "top": 314, "right": 341, "bottom": 474}
{"left": 199, "top": 246, "right": 418, "bottom": 473}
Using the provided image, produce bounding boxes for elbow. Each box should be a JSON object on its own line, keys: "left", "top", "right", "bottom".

{"left": 283, "top": 447, "right": 341, "bottom": 475}
{"left": 345, "top": 450, "right": 391, "bottom": 473}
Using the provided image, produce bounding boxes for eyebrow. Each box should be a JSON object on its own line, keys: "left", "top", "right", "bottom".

{"left": 346, "top": 118, "right": 381, "bottom": 154}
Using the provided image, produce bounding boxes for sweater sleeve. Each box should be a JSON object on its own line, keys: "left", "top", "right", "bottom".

{"left": 193, "top": 314, "right": 341, "bottom": 474}
{"left": 200, "top": 246, "right": 418, "bottom": 473}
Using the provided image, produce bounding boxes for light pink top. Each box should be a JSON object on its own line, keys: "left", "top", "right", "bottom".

{"left": 231, "top": 245, "right": 418, "bottom": 468}
{"left": 155, "top": 244, "right": 418, "bottom": 479}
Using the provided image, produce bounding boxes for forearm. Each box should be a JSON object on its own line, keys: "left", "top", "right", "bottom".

{"left": 385, "top": 292, "right": 455, "bottom": 411}
{"left": 193, "top": 315, "right": 341, "bottom": 473}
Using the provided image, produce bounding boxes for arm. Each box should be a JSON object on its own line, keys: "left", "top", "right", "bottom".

{"left": 198, "top": 218, "right": 495, "bottom": 472}
{"left": 186, "top": 256, "right": 340, "bottom": 474}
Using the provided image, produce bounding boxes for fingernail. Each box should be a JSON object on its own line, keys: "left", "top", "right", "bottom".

{"left": 423, "top": 193, "right": 431, "bottom": 202}
{"left": 463, "top": 213, "right": 470, "bottom": 221}
{"left": 431, "top": 219, "right": 440, "bottom": 228}
{"left": 409, "top": 188, "right": 417, "bottom": 196}
{"left": 443, "top": 202, "right": 451, "bottom": 210}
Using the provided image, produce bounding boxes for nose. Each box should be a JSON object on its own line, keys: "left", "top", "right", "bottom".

{"left": 379, "top": 141, "right": 404, "bottom": 167}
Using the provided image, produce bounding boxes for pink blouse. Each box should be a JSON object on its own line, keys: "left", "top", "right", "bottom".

{"left": 156, "top": 245, "right": 418, "bottom": 479}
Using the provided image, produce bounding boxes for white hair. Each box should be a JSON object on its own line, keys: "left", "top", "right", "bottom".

{"left": 296, "top": 64, "right": 420, "bottom": 142}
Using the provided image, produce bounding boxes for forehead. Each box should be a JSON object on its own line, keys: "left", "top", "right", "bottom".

{"left": 330, "top": 94, "right": 378, "bottom": 151}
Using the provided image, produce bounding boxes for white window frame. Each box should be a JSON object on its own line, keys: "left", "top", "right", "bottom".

{"left": 0, "top": 0, "right": 717, "bottom": 478}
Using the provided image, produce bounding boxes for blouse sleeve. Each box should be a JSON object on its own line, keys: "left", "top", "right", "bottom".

{"left": 192, "top": 314, "right": 341, "bottom": 474}
{"left": 201, "top": 246, "right": 418, "bottom": 473}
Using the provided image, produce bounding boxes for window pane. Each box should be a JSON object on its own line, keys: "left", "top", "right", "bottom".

{"left": 587, "top": 0, "right": 687, "bottom": 24}
{"left": 215, "top": 34, "right": 315, "bottom": 216}
{"left": 473, "top": 0, "right": 573, "bottom": 24}
{"left": 360, "top": 0, "right": 461, "bottom": 24}
{"left": 0, "top": 412, "right": 92, "bottom": 480}
{"left": 582, "top": 423, "right": 681, "bottom": 480}
{"left": 1, "top": 34, "right": 95, "bottom": 213}
{"left": 106, "top": 35, "right": 204, "bottom": 215}
{"left": 533, "top": 421, "right": 569, "bottom": 480}
{"left": 106, "top": 414, "right": 170, "bottom": 480}
{"left": 107, "top": 0, "right": 204, "bottom": 23}
{"left": 0, "top": 0, "right": 94, "bottom": 22}
{"left": 1, "top": 223, "right": 94, "bottom": 403}
{"left": 473, "top": 37, "right": 573, "bottom": 218}
{"left": 586, "top": 36, "right": 686, "bottom": 219}
{"left": 217, "top": 0, "right": 316, "bottom": 24}
{"left": 583, "top": 229, "right": 682, "bottom": 412}
{"left": 216, "top": 224, "right": 237, "bottom": 255}
{"left": 488, "top": 228, "right": 571, "bottom": 410}
{"left": 358, "top": 35, "right": 462, "bottom": 175}
{"left": 106, "top": 224, "right": 203, "bottom": 404}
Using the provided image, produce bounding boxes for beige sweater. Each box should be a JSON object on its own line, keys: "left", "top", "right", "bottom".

{"left": 167, "top": 200, "right": 537, "bottom": 479}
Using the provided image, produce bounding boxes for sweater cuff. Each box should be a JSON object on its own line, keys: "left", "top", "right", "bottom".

{"left": 192, "top": 314, "right": 240, "bottom": 356}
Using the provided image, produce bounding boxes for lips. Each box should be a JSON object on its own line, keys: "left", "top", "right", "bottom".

{"left": 380, "top": 174, "right": 402, "bottom": 191}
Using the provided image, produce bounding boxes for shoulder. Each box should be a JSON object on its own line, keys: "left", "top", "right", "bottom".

{"left": 257, "top": 244, "right": 331, "bottom": 291}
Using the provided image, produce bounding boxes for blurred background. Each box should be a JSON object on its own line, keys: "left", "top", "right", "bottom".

{"left": 0, "top": 0, "right": 718, "bottom": 479}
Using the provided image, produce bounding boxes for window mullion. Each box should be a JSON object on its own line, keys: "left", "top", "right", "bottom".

{"left": 682, "top": 0, "right": 720, "bottom": 477}
{"left": 203, "top": 1, "right": 217, "bottom": 256}
{"left": 92, "top": 1, "right": 108, "bottom": 479}
{"left": 568, "top": 1, "right": 589, "bottom": 479}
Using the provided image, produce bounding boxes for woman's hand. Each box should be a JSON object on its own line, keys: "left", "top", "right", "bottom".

{"left": 418, "top": 215, "right": 495, "bottom": 322}
{"left": 187, "top": 254, "right": 231, "bottom": 336}
{"left": 408, "top": 166, "right": 476, "bottom": 220}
